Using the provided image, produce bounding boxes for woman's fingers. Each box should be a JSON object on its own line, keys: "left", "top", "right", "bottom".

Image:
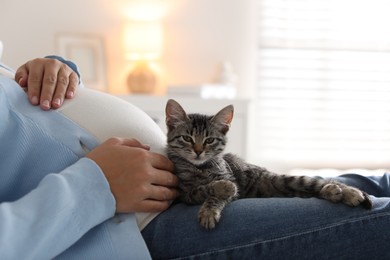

{"left": 14, "top": 58, "right": 79, "bottom": 110}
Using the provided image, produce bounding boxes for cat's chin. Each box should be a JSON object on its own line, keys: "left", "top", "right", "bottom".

{"left": 188, "top": 157, "right": 208, "bottom": 166}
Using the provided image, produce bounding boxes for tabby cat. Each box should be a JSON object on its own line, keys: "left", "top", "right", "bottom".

{"left": 165, "top": 99, "right": 372, "bottom": 229}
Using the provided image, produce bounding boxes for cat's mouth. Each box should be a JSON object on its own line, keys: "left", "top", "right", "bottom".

{"left": 189, "top": 155, "right": 208, "bottom": 166}
{"left": 179, "top": 150, "right": 208, "bottom": 165}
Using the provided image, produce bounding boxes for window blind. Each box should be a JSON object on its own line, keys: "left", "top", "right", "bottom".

{"left": 254, "top": 0, "right": 390, "bottom": 172}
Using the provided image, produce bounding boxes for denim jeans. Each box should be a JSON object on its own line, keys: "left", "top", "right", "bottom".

{"left": 142, "top": 173, "right": 390, "bottom": 260}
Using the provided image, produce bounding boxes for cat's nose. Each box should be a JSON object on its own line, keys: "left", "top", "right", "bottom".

{"left": 194, "top": 144, "right": 203, "bottom": 156}
{"left": 195, "top": 150, "right": 202, "bottom": 156}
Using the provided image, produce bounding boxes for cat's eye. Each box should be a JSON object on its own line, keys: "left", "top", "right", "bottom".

{"left": 204, "top": 138, "right": 215, "bottom": 144}
{"left": 182, "top": 135, "right": 193, "bottom": 142}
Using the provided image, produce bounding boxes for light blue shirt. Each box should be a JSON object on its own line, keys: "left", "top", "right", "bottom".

{"left": 0, "top": 74, "right": 151, "bottom": 259}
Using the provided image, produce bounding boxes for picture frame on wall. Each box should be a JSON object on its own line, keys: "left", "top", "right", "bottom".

{"left": 57, "top": 33, "right": 107, "bottom": 91}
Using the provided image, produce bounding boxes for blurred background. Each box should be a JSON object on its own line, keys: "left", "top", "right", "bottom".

{"left": 1, "top": 0, "right": 390, "bottom": 174}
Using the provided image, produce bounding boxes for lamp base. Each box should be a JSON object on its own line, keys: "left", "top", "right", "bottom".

{"left": 127, "top": 60, "right": 157, "bottom": 94}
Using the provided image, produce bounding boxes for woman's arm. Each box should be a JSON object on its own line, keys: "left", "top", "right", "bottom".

{"left": 0, "top": 157, "right": 116, "bottom": 259}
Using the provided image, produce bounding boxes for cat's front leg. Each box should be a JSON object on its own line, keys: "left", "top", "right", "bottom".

{"left": 198, "top": 180, "right": 238, "bottom": 229}
{"left": 179, "top": 183, "right": 211, "bottom": 204}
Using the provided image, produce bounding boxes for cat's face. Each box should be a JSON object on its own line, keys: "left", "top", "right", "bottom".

{"left": 165, "top": 99, "right": 234, "bottom": 166}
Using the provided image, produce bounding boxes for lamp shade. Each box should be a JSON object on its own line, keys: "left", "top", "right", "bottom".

{"left": 123, "top": 21, "right": 163, "bottom": 61}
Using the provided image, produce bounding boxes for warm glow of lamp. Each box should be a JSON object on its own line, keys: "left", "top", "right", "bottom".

{"left": 124, "top": 21, "right": 163, "bottom": 60}
{"left": 123, "top": 21, "right": 163, "bottom": 93}
{"left": 124, "top": 1, "right": 167, "bottom": 21}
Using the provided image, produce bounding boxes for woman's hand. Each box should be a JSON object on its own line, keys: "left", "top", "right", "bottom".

{"left": 86, "top": 138, "right": 179, "bottom": 213}
{"left": 15, "top": 58, "right": 79, "bottom": 110}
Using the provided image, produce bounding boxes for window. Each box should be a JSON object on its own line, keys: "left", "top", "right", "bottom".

{"left": 254, "top": 0, "right": 390, "bottom": 172}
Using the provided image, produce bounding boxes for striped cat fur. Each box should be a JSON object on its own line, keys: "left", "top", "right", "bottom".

{"left": 165, "top": 99, "right": 372, "bottom": 229}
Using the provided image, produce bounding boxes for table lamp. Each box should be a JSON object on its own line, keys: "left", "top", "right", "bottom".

{"left": 123, "top": 21, "right": 163, "bottom": 93}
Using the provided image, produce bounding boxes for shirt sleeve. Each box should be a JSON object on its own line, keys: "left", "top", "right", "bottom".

{"left": 0, "top": 62, "right": 16, "bottom": 78}
{"left": 0, "top": 158, "right": 116, "bottom": 259}
{"left": 45, "top": 55, "right": 81, "bottom": 79}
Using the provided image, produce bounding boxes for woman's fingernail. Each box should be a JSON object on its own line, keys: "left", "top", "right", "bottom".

{"left": 67, "top": 91, "right": 74, "bottom": 98}
{"left": 31, "top": 96, "right": 39, "bottom": 105}
{"left": 41, "top": 100, "right": 50, "bottom": 109}
{"left": 53, "top": 98, "right": 62, "bottom": 107}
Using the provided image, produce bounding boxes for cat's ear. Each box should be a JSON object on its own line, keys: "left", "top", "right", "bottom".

{"left": 166, "top": 99, "right": 189, "bottom": 131}
{"left": 211, "top": 105, "right": 234, "bottom": 134}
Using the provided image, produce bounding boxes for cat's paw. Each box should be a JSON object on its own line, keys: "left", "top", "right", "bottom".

{"left": 198, "top": 207, "right": 221, "bottom": 230}
{"left": 320, "top": 182, "right": 373, "bottom": 209}
{"left": 211, "top": 180, "right": 238, "bottom": 200}
{"left": 341, "top": 186, "right": 372, "bottom": 209}
{"left": 319, "top": 183, "right": 343, "bottom": 202}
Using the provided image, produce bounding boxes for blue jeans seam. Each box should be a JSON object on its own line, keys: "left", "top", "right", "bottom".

{"left": 168, "top": 211, "right": 390, "bottom": 260}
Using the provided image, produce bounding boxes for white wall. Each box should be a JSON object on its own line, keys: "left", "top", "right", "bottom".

{"left": 0, "top": 0, "right": 257, "bottom": 97}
